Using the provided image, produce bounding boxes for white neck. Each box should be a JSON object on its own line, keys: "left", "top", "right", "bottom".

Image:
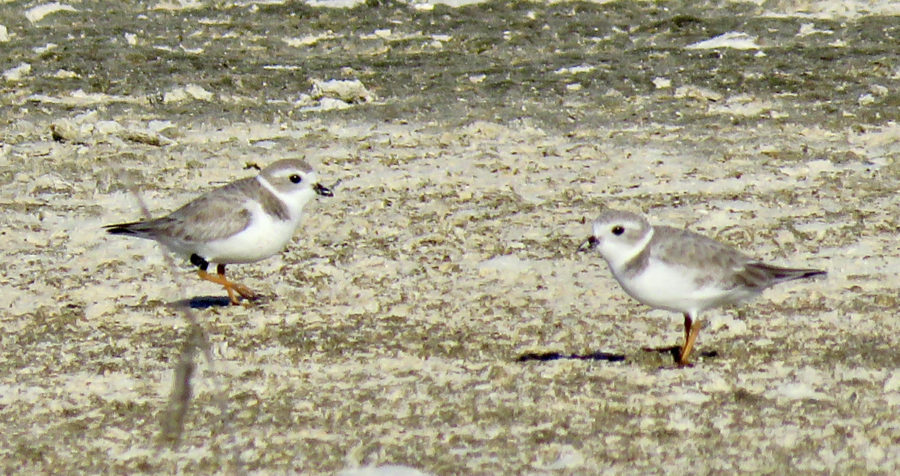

{"left": 256, "top": 176, "right": 312, "bottom": 223}
{"left": 605, "top": 227, "right": 654, "bottom": 272}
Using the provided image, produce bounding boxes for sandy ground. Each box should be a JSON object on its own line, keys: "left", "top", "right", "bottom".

{"left": 1, "top": 0, "right": 899, "bottom": 474}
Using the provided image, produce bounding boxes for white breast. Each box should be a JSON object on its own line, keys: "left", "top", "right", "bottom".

{"left": 614, "top": 259, "right": 754, "bottom": 316}
{"left": 196, "top": 201, "right": 301, "bottom": 264}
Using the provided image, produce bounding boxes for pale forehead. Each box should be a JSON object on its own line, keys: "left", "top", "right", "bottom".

{"left": 594, "top": 210, "right": 646, "bottom": 228}
{"left": 262, "top": 158, "right": 315, "bottom": 176}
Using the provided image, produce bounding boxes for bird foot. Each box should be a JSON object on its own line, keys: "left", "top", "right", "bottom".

{"left": 198, "top": 269, "right": 259, "bottom": 306}
{"left": 227, "top": 282, "right": 259, "bottom": 305}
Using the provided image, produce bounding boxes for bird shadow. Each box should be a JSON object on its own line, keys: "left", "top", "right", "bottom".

{"left": 641, "top": 345, "right": 720, "bottom": 364}
{"left": 516, "top": 351, "right": 627, "bottom": 363}
{"left": 516, "top": 347, "right": 720, "bottom": 364}
{"left": 169, "top": 296, "right": 233, "bottom": 309}
{"left": 641, "top": 345, "right": 682, "bottom": 362}
{"left": 169, "top": 295, "right": 269, "bottom": 309}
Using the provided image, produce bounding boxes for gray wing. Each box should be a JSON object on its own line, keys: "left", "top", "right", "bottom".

{"left": 651, "top": 226, "right": 759, "bottom": 289}
{"left": 652, "top": 227, "right": 751, "bottom": 269}
{"left": 110, "top": 178, "right": 255, "bottom": 244}
{"left": 651, "top": 226, "right": 825, "bottom": 291}
{"left": 158, "top": 178, "right": 257, "bottom": 243}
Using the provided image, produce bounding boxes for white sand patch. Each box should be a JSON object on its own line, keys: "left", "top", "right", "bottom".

{"left": 3, "top": 63, "right": 31, "bottom": 82}
{"left": 283, "top": 32, "right": 335, "bottom": 47}
{"left": 0, "top": 384, "right": 47, "bottom": 406}
{"left": 797, "top": 23, "right": 834, "bottom": 37}
{"left": 338, "top": 465, "right": 432, "bottom": 476}
{"left": 652, "top": 77, "right": 672, "bottom": 89}
{"left": 760, "top": 0, "right": 900, "bottom": 19}
{"left": 25, "top": 2, "right": 77, "bottom": 23}
{"left": 410, "top": 0, "right": 490, "bottom": 10}
{"left": 554, "top": 64, "right": 596, "bottom": 75}
{"left": 686, "top": 32, "right": 761, "bottom": 50}
{"left": 673, "top": 85, "right": 724, "bottom": 102}
{"left": 296, "top": 79, "right": 376, "bottom": 111}
{"left": 152, "top": 0, "right": 204, "bottom": 11}
{"left": 306, "top": 0, "right": 366, "bottom": 7}
{"left": 27, "top": 89, "right": 145, "bottom": 106}
{"left": 768, "top": 382, "right": 829, "bottom": 401}
{"left": 52, "top": 69, "right": 79, "bottom": 79}
{"left": 709, "top": 94, "right": 779, "bottom": 117}
{"left": 163, "top": 84, "right": 215, "bottom": 103}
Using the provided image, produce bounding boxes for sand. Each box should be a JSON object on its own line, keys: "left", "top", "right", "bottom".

{"left": 1, "top": 0, "right": 898, "bottom": 474}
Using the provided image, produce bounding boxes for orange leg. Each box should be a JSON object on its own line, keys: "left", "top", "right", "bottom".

{"left": 678, "top": 313, "right": 703, "bottom": 366}
{"left": 197, "top": 264, "right": 257, "bottom": 305}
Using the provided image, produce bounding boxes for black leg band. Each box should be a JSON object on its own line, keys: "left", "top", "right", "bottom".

{"left": 190, "top": 254, "right": 209, "bottom": 271}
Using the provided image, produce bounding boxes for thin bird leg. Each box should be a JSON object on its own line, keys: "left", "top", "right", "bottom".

{"left": 191, "top": 254, "right": 256, "bottom": 305}
{"left": 216, "top": 264, "right": 257, "bottom": 302}
{"left": 679, "top": 313, "right": 703, "bottom": 366}
{"left": 197, "top": 268, "right": 239, "bottom": 305}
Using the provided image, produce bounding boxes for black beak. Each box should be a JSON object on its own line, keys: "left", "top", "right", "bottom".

{"left": 313, "top": 183, "right": 333, "bottom": 197}
{"left": 577, "top": 236, "right": 598, "bottom": 252}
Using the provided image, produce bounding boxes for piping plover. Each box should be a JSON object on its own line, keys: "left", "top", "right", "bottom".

{"left": 105, "top": 159, "right": 333, "bottom": 305}
{"left": 580, "top": 210, "right": 826, "bottom": 366}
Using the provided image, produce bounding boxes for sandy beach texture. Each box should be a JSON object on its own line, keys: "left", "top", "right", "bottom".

{"left": 1, "top": 0, "right": 898, "bottom": 474}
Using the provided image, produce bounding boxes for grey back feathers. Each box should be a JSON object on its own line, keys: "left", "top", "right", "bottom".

{"left": 106, "top": 177, "right": 270, "bottom": 243}
{"left": 649, "top": 227, "right": 826, "bottom": 291}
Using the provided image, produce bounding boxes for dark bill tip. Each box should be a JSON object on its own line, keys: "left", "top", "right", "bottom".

{"left": 314, "top": 183, "right": 333, "bottom": 197}
{"left": 577, "top": 236, "right": 598, "bottom": 252}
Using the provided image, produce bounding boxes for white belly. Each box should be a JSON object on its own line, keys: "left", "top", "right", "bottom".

{"left": 614, "top": 260, "right": 753, "bottom": 316}
{"left": 196, "top": 208, "right": 301, "bottom": 264}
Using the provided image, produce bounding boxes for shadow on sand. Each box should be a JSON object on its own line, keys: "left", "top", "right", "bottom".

{"left": 516, "top": 347, "right": 720, "bottom": 364}
{"left": 168, "top": 294, "right": 270, "bottom": 309}
{"left": 169, "top": 295, "right": 234, "bottom": 309}
{"left": 516, "top": 351, "right": 627, "bottom": 363}
{"left": 641, "top": 345, "right": 720, "bottom": 363}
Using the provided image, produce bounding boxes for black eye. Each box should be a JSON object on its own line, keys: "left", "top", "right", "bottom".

{"left": 289, "top": 174, "right": 302, "bottom": 184}
{"left": 611, "top": 225, "right": 625, "bottom": 236}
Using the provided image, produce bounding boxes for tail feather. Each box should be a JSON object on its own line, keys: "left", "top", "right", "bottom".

{"left": 746, "top": 262, "right": 827, "bottom": 283}
{"left": 104, "top": 221, "right": 152, "bottom": 236}
{"left": 105, "top": 223, "right": 135, "bottom": 235}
